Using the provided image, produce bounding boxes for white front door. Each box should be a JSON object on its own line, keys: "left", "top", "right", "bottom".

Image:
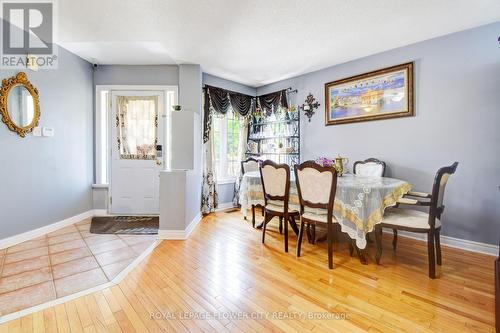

{"left": 110, "top": 91, "right": 164, "bottom": 215}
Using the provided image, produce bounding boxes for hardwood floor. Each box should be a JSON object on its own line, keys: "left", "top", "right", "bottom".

{"left": 0, "top": 210, "right": 495, "bottom": 332}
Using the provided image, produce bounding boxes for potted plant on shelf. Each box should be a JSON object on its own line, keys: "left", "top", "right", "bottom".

{"left": 286, "top": 105, "right": 298, "bottom": 120}
{"left": 254, "top": 107, "right": 263, "bottom": 123}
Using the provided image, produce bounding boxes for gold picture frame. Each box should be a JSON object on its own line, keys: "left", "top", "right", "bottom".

{"left": 0, "top": 72, "right": 41, "bottom": 137}
{"left": 325, "top": 62, "right": 414, "bottom": 126}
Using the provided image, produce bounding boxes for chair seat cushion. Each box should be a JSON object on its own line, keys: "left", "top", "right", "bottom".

{"left": 265, "top": 201, "right": 299, "bottom": 213}
{"left": 302, "top": 209, "right": 337, "bottom": 223}
{"left": 383, "top": 208, "right": 441, "bottom": 229}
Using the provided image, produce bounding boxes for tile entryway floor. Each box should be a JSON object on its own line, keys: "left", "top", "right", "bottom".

{"left": 0, "top": 218, "right": 157, "bottom": 316}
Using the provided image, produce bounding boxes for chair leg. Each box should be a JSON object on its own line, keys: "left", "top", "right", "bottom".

{"left": 435, "top": 229, "right": 442, "bottom": 265}
{"left": 392, "top": 229, "right": 398, "bottom": 250}
{"left": 306, "top": 223, "right": 312, "bottom": 243}
{"left": 311, "top": 224, "right": 316, "bottom": 244}
{"left": 262, "top": 213, "right": 271, "bottom": 244}
{"left": 348, "top": 241, "right": 354, "bottom": 257}
{"left": 279, "top": 216, "right": 283, "bottom": 234}
{"left": 284, "top": 214, "right": 289, "bottom": 253}
{"left": 251, "top": 205, "right": 256, "bottom": 228}
{"left": 289, "top": 215, "right": 299, "bottom": 235}
{"left": 349, "top": 239, "right": 356, "bottom": 257}
{"left": 333, "top": 224, "right": 339, "bottom": 243}
{"left": 427, "top": 231, "right": 436, "bottom": 279}
{"left": 375, "top": 225, "right": 383, "bottom": 265}
{"left": 297, "top": 218, "right": 305, "bottom": 257}
{"left": 327, "top": 223, "right": 334, "bottom": 269}
{"left": 261, "top": 206, "right": 264, "bottom": 216}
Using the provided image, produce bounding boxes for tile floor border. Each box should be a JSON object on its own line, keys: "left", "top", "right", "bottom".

{"left": 0, "top": 240, "right": 160, "bottom": 324}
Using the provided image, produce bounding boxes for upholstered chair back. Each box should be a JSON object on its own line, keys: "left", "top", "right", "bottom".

{"left": 294, "top": 161, "right": 337, "bottom": 211}
{"left": 241, "top": 158, "right": 259, "bottom": 174}
{"left": 296, "top": 168, "right": 333, "bottom": 205}
{"left": 353, "top": 158, "right": 386, "bottom": 177}
{"left": 260, "top": 162, "right": 288, "bottom": 198}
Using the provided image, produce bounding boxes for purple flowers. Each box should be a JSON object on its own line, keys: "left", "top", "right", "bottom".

{"left": 316, "top": 157, "right": 334, "bottom": 167}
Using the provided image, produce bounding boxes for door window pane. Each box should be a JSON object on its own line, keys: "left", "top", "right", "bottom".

{"left": 116, "top": 96, "right": 158, "bottom": 160}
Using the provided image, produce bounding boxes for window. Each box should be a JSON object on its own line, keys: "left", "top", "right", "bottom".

{"left": 213, "top": 110, "right": 241, "bottom": 183}
{"left": 96, "top": 90, "right": 109, "bottom": 185}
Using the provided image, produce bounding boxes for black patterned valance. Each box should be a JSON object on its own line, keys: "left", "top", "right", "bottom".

{"left": 257, "top": 89, "right": 289, "bottom": 115}
{"left": 203, "top": 85, "right": 255, "bottom": 143}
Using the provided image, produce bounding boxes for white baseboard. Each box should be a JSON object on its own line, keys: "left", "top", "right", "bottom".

{"left": 158, "top": 212, "right": 202, "bottom": 240}
{"left": 0, "top": 210, "right": 105, "bottom": 250}
{"left": 93, "top": 209, "right": 109, "bottom": 216}
{"left": 382, "top": 229, "right": 498, "bottom": 256}
{"left": 215, "top": 202, "right": 237, "bottom": 212}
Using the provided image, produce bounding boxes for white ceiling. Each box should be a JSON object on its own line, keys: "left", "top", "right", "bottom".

{"left": 58, "top": 0, "right": 500, "bottom": 87}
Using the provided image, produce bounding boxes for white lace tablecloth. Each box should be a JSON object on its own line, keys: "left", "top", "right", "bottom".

{"left": 239, "top": 171, "right": 411, "bottom": 249}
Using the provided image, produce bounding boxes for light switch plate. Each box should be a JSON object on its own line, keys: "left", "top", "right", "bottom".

{"left": 32, "top": 127, "right": 42, "bottom": 136}
{"left": 42, "top": 127, "right": 54, "bottom": 137}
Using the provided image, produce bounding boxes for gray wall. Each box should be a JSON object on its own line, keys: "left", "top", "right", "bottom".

{"left": 257, "top": 22, "right": 500, "bottom": 245}
{"left": 0, "top": 47, "right": 94, "bottom": 239}
{"left": 94, "top": 65, "right": 178, "bottom": 86}
{"left": 203, "top": 73, "right": 257, "bottom": 96}
{"left": 202, "top": 73, "right": 256, "bottom": 206}
{"left": 217, "top": 183, "right": 236, "bottom": 205}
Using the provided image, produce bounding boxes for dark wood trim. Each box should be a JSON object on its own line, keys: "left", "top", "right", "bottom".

{"left": 324, "top": 62, "right": 414, "bottom": 126}
{"left": 353, "top": 158, "right": 387, "bottom": 177}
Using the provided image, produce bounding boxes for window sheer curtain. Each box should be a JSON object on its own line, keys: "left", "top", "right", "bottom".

{"left": 202, "top": 86, "right": 254, "bottom": 214}
{"left": 233, "top": 116, "right": 249, "bottom": 206}
{"left": 116, "top": 96, "right": 158, "bottom": 160}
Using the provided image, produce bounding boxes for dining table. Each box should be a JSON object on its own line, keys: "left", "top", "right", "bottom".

{"left": 239, "top": 171, "right": 412, "bottom": 263}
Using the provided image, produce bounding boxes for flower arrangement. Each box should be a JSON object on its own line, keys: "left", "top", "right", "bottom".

{"left": 315, "top": 157, "right": 334, "bottom": 167}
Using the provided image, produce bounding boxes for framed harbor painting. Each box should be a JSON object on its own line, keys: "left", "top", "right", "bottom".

{"left": 325, "top": 62, "right": 413, "bottom": 125}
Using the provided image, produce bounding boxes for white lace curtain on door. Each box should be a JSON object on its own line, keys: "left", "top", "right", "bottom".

{"left": 116, "top": 96, "right": 158, "bottom": 160}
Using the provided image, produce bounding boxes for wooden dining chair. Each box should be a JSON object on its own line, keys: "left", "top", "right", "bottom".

{"left": 294, "top": 161, "right": 338, "bottom": 269}
{"left": 374, "top": 162, "right": 459, "bottom": 278}
{"left": 241, "top": 157, "right": 263, "bottom": 227}
{"left": 260, "top": 160, "right": 299, "bottom": 253}
{"left": 353, "top": 158, "right": 386, "bottom": 177}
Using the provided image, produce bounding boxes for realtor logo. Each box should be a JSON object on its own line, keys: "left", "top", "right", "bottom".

{"left": 1, "top": 1, "right": 57, "bottom": 69}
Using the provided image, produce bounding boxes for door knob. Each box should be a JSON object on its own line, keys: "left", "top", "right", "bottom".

{"left": 156, "top": 160, "right": 162, "bottom": 166}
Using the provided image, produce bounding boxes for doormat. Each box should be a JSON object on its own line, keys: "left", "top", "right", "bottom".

{"left": 90, "top": 216, "right": 159, "bottom": 235}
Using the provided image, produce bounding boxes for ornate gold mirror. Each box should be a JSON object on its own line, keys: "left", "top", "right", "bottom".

{"left": 0, "top": 72, "right": 40, "bottom": 137}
